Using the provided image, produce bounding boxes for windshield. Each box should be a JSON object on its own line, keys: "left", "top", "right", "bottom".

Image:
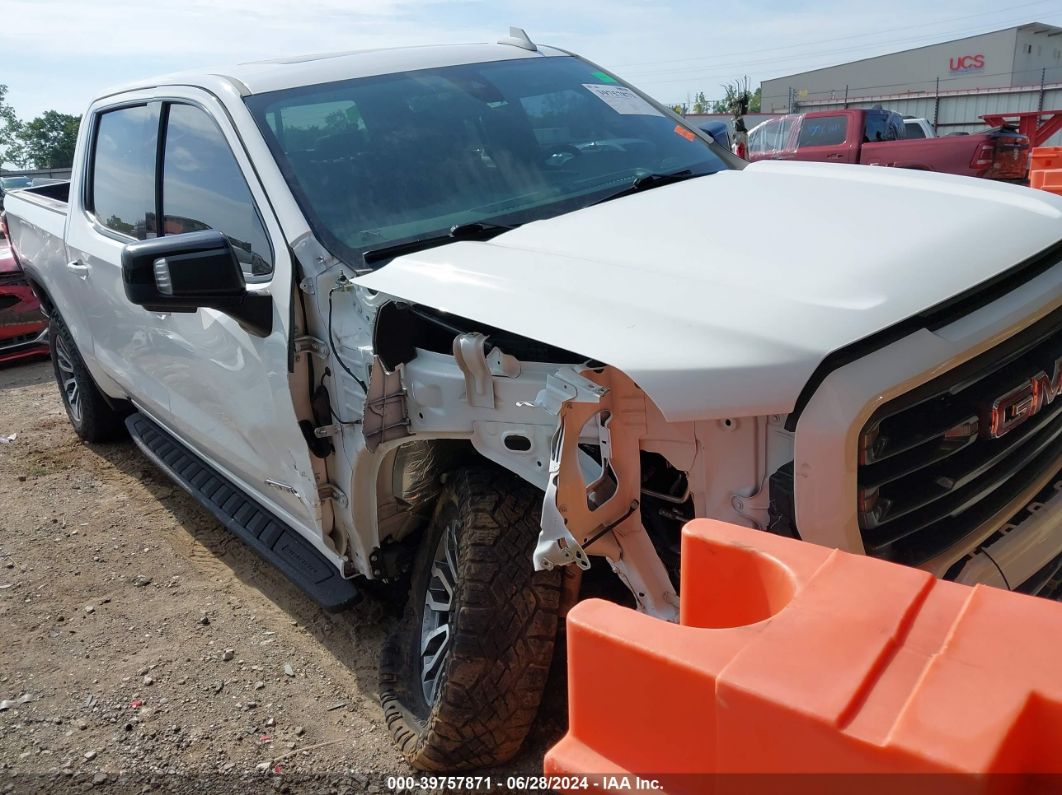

{"left": 246, "top": 56, "right": 735, "bottom": 265}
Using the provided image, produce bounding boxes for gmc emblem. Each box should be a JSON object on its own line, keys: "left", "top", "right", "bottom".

{"left": 988, "top": 356, "right": 1062, "bottom": 439}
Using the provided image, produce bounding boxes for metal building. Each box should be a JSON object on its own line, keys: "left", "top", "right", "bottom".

{"left": 760, "top": 22, "right": 1062, "bottom": 143}
{"left": 762, "top": 23, "right": 1062, "bottom": 112}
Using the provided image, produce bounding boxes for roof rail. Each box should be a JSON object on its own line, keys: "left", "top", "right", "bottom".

{"left": 498, "top": 26, "right": 537, "bottom": 52}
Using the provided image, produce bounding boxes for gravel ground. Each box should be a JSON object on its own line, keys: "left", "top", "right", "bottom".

{"left": 0, "top": 358, "right": 561, "bottom": 794}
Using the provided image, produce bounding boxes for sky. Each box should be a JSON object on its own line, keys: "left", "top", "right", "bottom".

{"left": 1, "top": 0, "right": 1061, "bottom": 122}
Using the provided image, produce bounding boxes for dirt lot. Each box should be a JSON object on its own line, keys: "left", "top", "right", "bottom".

{"left": 0, "top": 358, "right": 559, "bottom": 794}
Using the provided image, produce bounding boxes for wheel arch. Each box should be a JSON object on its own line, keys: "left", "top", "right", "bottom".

{"left": 27, "top": 275, "right": 55, "bottom": 316}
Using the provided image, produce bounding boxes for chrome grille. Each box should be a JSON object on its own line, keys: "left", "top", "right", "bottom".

{"left": 857, "top": 309, "right": 1062, "bottom": 565}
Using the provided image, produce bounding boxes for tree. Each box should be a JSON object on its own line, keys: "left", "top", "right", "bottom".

{"left": 0, "top": 84, "right": 24, "bottom": 168}
{"left": 709, "top": 97, "right": 730, "bottom": 114}
{"left": 18, "top": 111, "right": 81, "bottom": 169}
{"left": 716, "top": 78, "right": 753, "bottom": 117}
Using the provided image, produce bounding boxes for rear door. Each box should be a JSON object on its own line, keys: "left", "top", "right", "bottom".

{"left": 66, "top": 100, "right": 171, "bottom": 411}
{"left": 74, "top": 89, "right": 322, "bottom": 537}
{"left": 791, "top": 112, "right": 855, "bottom": 163}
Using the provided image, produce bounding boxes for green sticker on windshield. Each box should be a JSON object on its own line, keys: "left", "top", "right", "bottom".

{"left": 591, "top": 70, "right": 617, "bottom": 84}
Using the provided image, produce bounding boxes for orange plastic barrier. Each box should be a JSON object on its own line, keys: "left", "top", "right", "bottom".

{"left": 1031, "top": 146, "right": 1062, "bottom": 172}
{"left": 544, "top": 519, "right": 1062, "bottom": 792}
{"left": 1030, "top": 146, "right": 1062, "bottom": 195}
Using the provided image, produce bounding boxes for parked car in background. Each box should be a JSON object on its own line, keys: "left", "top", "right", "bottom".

{"left": 0, "top": 218, "right": 48, "bottom": 364}
{"left": 0, "top": 176, "right": 65, "bottom": 213}
{"left": 1, "top": 176, "right": 32, "bottom": 191}
{"left": 0, "top": 176, "right": 33, "bottom": 212}
{"left": 748, "top": 107, "right": 1029, "bottom": 180}
{"left": 902, "top": 116, "right": 935, "bottom": 139}
{"left": 697, "top": 119, "right": 732, "bottom": 151}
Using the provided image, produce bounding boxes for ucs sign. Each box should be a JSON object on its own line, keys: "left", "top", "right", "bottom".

{"left": 950, "top": 54, "right": 985, "bottom": 73}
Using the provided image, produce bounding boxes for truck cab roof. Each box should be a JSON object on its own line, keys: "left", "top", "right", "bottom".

{"left": 100, "top": 40, "right": 570, "bottom": 100}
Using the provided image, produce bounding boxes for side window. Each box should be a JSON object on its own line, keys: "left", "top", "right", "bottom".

{"left": 864, "top": 111, "right": 903, "bottom": 143}
{"left": 161, "top": 103, "right": 273, "bottom": 279}
{"left": 904, "top": 122, "right": 926, "bottom": 139}
{"left": 796, "top": 115, "right": 847, "bottom": 148}
{"left": 91, "top": 105, "right": 157, "bottom": 240}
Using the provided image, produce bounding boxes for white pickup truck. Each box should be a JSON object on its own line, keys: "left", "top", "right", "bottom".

{"left": 4, "top": 29, "right": 1062, "bottom": 771}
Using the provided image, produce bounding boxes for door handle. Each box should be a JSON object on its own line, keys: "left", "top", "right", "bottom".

{"left": 66, "top": 260, "right": 90, "bottom": 278}
{"left": 827, "top": 153, "right": 844, "bottom": 160}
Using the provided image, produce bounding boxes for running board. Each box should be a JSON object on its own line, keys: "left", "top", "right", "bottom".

{"left": 126, "top": 412, "right": 360, "bottom": 611}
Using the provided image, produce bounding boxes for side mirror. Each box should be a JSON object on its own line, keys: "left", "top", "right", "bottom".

{"left": 121, "top": 230, "right": 272, "bottom": 337}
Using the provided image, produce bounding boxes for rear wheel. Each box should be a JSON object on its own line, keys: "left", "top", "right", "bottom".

{"left": 50, "top": 314, "right": 126, "bottom": 442}
{"left": 380, "top": 467, "right": 562, "bottom": 770}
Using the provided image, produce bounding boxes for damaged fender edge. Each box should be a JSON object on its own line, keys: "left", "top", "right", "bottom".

{"left": 533, "top": 367, "right": 680, "bottom": 621}
{"left": 359, "top": 332, "right": 680, "bottom": 621}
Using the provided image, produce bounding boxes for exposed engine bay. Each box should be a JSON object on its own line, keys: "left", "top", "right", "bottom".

{"left": 315, "top": 276, "right": 796, "bottom": 621}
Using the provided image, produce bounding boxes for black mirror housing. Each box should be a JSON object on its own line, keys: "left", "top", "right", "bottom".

{"left": 121, "top": 231, "right": 272, "bottom": 337}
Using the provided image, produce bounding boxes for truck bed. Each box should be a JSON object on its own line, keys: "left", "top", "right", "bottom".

{"left": 860, "top": 135, "right": 983, "bottom": 174}
{"left": 2, "top": 182, "right": 70, "bottom": 273}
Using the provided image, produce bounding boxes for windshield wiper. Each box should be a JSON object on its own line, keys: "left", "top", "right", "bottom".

{"left": 590, "top": 169, "right": 705, "bottom": 207}
{"left": 362, "top": 222, "right": 516, "bottom": 266}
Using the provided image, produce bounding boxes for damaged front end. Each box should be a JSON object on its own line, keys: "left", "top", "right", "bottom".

{"left": 358, "top": 301, "right": 684, "bottom": 620}
{"left": 533, "top": 366, "right": 680, "bottom": 620}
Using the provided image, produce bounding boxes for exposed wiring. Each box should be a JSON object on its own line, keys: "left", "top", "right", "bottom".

{"left": 582, "top": 500, "right": 639, "bottom": 550}
{"left": 327, "top": 284, "right": 368, "bottom": 393}
{"left": 319, "top": 367, "right": 361, "bottom": 426}
{"left": 981, "top": 548, "right": 1012, "bottom": 591}
{"left": 331, "top": 406, "right": 361, "bottom": 426}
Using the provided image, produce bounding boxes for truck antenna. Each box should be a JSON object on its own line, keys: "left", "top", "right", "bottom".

{"left": 499, "top": 26, "right": 538, "bottom": 52}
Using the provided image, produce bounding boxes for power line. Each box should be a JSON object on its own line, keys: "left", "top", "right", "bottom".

{"left": 668, "top": 65, "right": 1061, "bottom": 112}
{"left": 622, "top": 10, "right": 1061, "bottom": 82}
{"left": 613, "top": 0, "right": 1055, "bottom": 70}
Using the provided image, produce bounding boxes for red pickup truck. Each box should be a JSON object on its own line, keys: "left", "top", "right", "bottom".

{"left": 747, "top": 108, "right": 1030, "bottom": 181}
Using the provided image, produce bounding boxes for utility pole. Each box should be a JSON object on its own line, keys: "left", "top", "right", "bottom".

{"left": 843, "top": 84, "right": 849, "bottom": 109}
{"left": 932, "top": 77, "right": 941, "bottom": 134}
{"left": 1039, "top": 67, "right": 1047, "bottom": 112}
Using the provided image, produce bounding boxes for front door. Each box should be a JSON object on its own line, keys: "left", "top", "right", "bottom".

{"left": 75, "top": 89, "right": 322, "bottom": 537}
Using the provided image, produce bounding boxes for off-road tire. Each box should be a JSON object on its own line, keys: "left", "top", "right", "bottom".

{"left": 380, "top": 467, "right": 563, "bottom": 770}
{"left": 49, "top": 313, "right": 126, "bottom": 443}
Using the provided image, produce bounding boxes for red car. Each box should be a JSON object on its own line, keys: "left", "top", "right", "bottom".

{"left": 0, "top": 225, "right": 48, "bottom": 364}
{"left": 748, "top": 108, "right": 1030, "bottom": 181}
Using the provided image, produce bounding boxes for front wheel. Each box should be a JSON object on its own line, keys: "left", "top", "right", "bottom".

{"left": 50, "top": 313, "right": 126, "bottom": 443}
{"left": 380, "top": 467, "right": 562, "bottom": 770}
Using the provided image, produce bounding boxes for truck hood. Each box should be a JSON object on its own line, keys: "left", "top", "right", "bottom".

{"left": 356, "top": 160, "right": 1062, "bottom": 421}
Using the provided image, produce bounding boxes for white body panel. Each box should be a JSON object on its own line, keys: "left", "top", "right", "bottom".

{"left": 99, "top": 43, "right": 569, "bottom": 99}
{"left": 358, "top": 161, "right": 1062, "bottom": 421}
